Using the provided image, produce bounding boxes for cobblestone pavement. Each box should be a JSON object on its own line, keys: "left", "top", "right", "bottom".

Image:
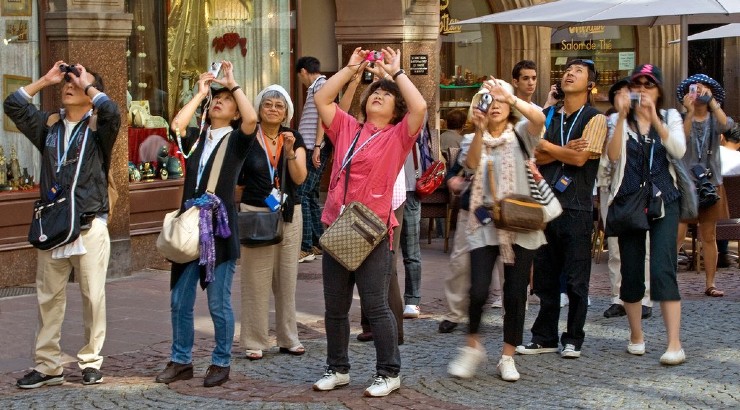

{"left": 0, "top": 240, "right": 738, "bottom": 409}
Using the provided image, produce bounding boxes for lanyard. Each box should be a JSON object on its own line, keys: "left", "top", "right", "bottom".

{"left": 559, "top": 105, "right": 585, "bottom": 146}
{"left": 694, "top": 115, "right": 713, "bottom": 161}
{"left": 56, "top": 116, "right": 89, "bottom": 174}
{"left": 338, "top": 128, "right": 382, "bottom": 175}
{"left": 260, "top": 125, "right": 284, "bottom": 186}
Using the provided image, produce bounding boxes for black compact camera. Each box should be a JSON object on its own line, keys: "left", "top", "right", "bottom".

{"left": 59, "top": 64, "right": 80, "bottom": 82}
{"left": 552, "top": 82, "right": 565, "bottom": 100}
{"left": 477, "top": 93, "right": 493, "bottom": 112}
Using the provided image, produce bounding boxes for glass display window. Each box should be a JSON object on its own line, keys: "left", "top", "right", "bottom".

{"left": 0, "top": 2, "right": 41, "bottom": 193}
{"left": 550, "top": 26, "right": 637, "bottom": 109}
{"left": 439, "top": 0, "right": 496, "bottom": 114}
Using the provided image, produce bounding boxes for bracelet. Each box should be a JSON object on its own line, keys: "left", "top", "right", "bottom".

{"left": 286, "top": 155, "right": 297, "bottom": 160}
{"left": 230, "top": 85, "right": 241, "bottom": 93}
{"left": 509, "top": 97, "right": 518, "bottom": 108}
{"left": 392, "top": 69, "right": 406, "bottom": 80}
{"left": 84, "top": 84, "right": 94, "bottom": 95}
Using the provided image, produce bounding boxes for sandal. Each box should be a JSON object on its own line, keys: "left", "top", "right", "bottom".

{"left": 278, "top": 345, "right": 306, "bottom": 356}
{"left": 245, "top": 349, "right": 263, "bottom": 360}
{"left": 705, "top": 287, "right": 724, "bottom": 297}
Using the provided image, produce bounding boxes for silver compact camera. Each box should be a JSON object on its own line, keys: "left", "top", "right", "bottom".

{"left": 477, "top": 93, "right": 493, "bottom": 112}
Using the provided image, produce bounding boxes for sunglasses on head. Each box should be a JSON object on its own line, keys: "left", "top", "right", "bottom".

{"left": 568, "top": 59, "right": 596, "bottom": 73}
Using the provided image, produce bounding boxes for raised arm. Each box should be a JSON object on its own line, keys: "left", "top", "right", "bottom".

{"left": 213, "top": 61, "right": 257, "bottom": 135}
{"left": 314, "top": 47, "right": 368, "bottom": 130}
{"left": 171, "top": 72, "right": 213, "bottom": 136}
{"left": 376, "top": 47, "right": 427, "bottom": 136}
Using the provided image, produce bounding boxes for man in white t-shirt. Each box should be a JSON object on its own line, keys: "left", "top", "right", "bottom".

{"left": 512, "top": 60, "right": 542, "bottom": 111}
{"left": 717, "top": 124, "right": 740, "bottom": 267}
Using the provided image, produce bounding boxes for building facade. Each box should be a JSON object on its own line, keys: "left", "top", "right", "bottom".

{"left": 0, "top": 0, "right": 737, "bottom": 286}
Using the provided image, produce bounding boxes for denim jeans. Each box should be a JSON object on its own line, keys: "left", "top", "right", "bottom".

{"left": 401, "top": 192, "right": 422, "bottom": 305}
{"left": 322, "top": 238, "right": 401, "bottom": 377}
{"left": 532, "top": 209, "right": 593, "bottom": 349}
{"left": 170, "top": 259, "right": 236, "bottom": 367}
{"left": 297, "top": 145, "right": 330, "bottom": 251}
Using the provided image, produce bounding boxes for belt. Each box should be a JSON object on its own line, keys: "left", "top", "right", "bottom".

{"left": 80, "top": 213, "right": 96, "bottom": 230}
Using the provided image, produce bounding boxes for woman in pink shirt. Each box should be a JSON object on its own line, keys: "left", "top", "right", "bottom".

{"left": 310, "top": 47, "right": 427, "bottom": 397}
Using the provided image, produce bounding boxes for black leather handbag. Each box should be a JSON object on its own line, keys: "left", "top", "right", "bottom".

{"left": 605, "top": 183, "right": 650, "bottom": 237}
{"left": 238, "top": 209, "right": 284, "bottom": 247}
{"left": 28, "top": 190, "right": 81, "bottom": 251}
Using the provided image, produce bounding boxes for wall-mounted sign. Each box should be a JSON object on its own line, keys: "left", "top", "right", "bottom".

{"left": 410, "top": 55, "right": 428, "bottom": 75}
{"left": 440, "top": 0, "right": 461, "bottom": 35}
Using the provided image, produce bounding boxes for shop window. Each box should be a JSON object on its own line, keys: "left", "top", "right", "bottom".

{"left": 0, "top": 2, "right": 41, "bottom": 192}
{"left": 439, "top": 0, "right": 496, "bottom": 117}
{"left": 550, "top": 26, "right": 637, "bottom": 110}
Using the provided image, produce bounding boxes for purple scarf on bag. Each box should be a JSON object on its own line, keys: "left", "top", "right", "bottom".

{"left": 184, "top": 192, "right": 231, "bottom": 283}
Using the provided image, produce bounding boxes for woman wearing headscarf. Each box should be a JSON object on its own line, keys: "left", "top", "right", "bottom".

{"left": 446, "top": 79, "right": 546, "bottom": 382}
{"left": 237, "top": 84, "right": 308, "bottom": 361}
{"left": 675, "top": 74, "right": 734, "bottom": 298}
{"left": 607, "top": 64, "right": 686, "bottom": 364}
{"left": 156, "top": 61, "right": 257, "bottom": 388}
{"left": 311, "top": 47, "right": 427, "bottom": 397}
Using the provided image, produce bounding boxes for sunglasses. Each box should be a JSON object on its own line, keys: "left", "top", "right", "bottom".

{"left": 631, "top": 79, "right": 657, "bottom": 89}
{"left": 568, "top": 59, "right": 596, "bottom": 73}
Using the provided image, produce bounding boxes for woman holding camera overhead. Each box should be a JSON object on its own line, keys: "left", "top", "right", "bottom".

{"left": 674, "top": 74, "right": 734, "bottom": 298}
{"left": 311, "top": 47, "right": 426, "bottom": 397}
{"left": 446, "top": 79, "right": 545, "bottom": 382}
{"left": 606, "top": 64, "right": 686, "bottom": 365}
{"left": 237, "top": 84, "right": 308, "bottom": 361}
{"left": 156, "top": 61, "right": 257, "bottom": 388}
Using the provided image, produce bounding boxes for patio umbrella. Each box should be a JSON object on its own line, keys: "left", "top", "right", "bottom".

{"left": 457, "top": 0, "right": 740, "bottom": 79}
{"left": 670, "top": 23, "right": 740, "bottom": 42}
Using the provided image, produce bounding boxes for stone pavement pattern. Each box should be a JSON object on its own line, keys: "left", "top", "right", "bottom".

{"left": 0, "top": 240, "right": 739, "bottom": 409}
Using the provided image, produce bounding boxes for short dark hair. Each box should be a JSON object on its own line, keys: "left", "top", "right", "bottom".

{"left": 565, "top": 59, "right": 597, "bottom": 83}
{"left": 725, "top": 124, "right": 740, "bottom": 144}
{"left": 89, "top": 70, "right": 105, "bottom": 93}
{"left": 445, "top": 109, "right": 467, "bottom": 130}
{"left": 359, "top": 79, "right": 407, "bottom": 125}
{"left": 512, "top": 60, "right": 536, "bottom": 80}
{"left": 296, "top": 56, "right": 321, "bottom": 74}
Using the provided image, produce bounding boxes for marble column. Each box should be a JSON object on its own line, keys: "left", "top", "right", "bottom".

{"left": 43, "top": 0, "right": 133, "bottom": 278}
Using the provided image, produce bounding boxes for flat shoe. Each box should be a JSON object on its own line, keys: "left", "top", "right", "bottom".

{"left": 246, "top": 349, "right": 263, "bottom": 361}
{"left": 660, "top": 349, "right": 686, "bottom": 365}
{"left": 705, "top": 287, "right": 724, "bottom": 297}
{"left": 279, "top": 346, "right": 306, "bottom": 356}
{"left": 627, "top": 342, "right": 645, "bottom": 356}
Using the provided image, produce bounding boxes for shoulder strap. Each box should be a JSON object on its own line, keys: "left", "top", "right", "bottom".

{"left": 544, "top": 106, "right": 556, "bottom": 129}
{"left": 341, "top": 128, "right": 362, "bottom": 206}
{"left": 205, "top": 133, "right": 231, "bottom": 193}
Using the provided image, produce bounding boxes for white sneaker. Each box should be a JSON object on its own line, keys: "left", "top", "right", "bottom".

{"left": 491, "top": 297, "right": 503, "bottom": 308}
{"left": 299, "top": 250, "right": 316, "bottom": 263}
{"left": 312, "top": 369, "right": 350, "bottom": 391}
{"left": 448, "top": 346, "right": 486, "bottom": 379}
{"left": 363, "top": 374, "right": 400, "bottom": 397}
{"left": 560, "top": 293, "right": 569, "bottom": 307}
{"left": 496, "top": 355, "right": 520, "bottom": 382}
{"left": 561, "top": 344, "right": 581, "bottom": 358}
{"left": 403, "top": 305, "right": 420, "bottom": 319}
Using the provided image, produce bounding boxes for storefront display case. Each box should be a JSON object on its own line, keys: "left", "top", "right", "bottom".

{"left": 550, "top": 26, "right": 638, "bottom": 111}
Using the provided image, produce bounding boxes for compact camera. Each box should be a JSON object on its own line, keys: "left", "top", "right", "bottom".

{"left": 629, "top": 91, "right": 641, "bottom": 108}
{"left": 208, "top": 62, "right": 223, "bottom": 78}
{"left": 59, "top": 64, "right": 80, "bottom": 82}
{"left": 365, "top": 50, "right": 383, "bottom": 63}
{"left": 477, "top": 93, "right": 493, "bottom": 112}
{"left": 688, "top": 84, "right": 698, "bottom": 97}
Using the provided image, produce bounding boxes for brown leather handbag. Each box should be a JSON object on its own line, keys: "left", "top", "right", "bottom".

{"left": 487, "top": 160, "right": 545, "bottom": 233}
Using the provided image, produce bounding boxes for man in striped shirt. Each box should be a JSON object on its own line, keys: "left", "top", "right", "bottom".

{"left": 296, "top": 56, "right": 330, "bottom": 262}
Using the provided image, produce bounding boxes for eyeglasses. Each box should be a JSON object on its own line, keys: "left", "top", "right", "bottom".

{"left": 631, "top": 79, "right": 657, "bottom": 89}
{"left": 261, "top": 101, "right": 286, "bottom": 111}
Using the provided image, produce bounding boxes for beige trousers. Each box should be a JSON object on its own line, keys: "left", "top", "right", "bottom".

{"left": 239, "top": 204, "right": 302, "bottom": 351}
{"left": 34, "top": 218, "right": 110, "bottom": 375}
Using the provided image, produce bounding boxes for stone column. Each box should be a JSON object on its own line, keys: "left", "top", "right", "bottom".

{"left": 335, "top": 0, "right": 439, "bottom": 143}
{"left": 42, "top": 0, "right": 133, "bottom": 278}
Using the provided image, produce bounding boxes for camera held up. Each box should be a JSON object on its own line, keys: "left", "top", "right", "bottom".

{"left": 477, "top": 93, "right": 493, "bottom": 113}
{"left": 59, "top": 64, "right": 80, "bottom": 82}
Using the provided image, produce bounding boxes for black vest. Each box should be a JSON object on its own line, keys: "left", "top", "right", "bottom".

{"left": 540, "top": 105, "right": 603, "bottom": 212}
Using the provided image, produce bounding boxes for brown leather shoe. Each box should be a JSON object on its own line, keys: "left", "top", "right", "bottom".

{"left": 203, "top": 364, "right": 230, "bottom": 387}
{"left": 357, "top": 331, "right": 373, "bottom": 342}
{"left": 155, "top": 361, "right": 193, "bottom": 384}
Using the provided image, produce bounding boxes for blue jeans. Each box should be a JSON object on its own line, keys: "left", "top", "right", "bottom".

{"left": 170, "top": 259, "right": 236, "bottom": 367}
{"left": 401, "top": 192, "right": 422, "bottom": 305}
{"left": 297, "top": 145, "right": 330, "bottom": 251}
{"left": 322, "top": 238, "right": 400, "bottom": 377}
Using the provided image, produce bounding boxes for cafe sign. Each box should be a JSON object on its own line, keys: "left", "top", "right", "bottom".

{"left": 440, "top": 0, "right": 461, "bottom": 35}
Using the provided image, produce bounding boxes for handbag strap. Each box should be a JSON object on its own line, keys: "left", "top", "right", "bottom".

{"left": 341, "top": 128, "right": 363, "bottom": 206}
{"left": 205, "top": 132, "right": 231, "bottom": 194}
